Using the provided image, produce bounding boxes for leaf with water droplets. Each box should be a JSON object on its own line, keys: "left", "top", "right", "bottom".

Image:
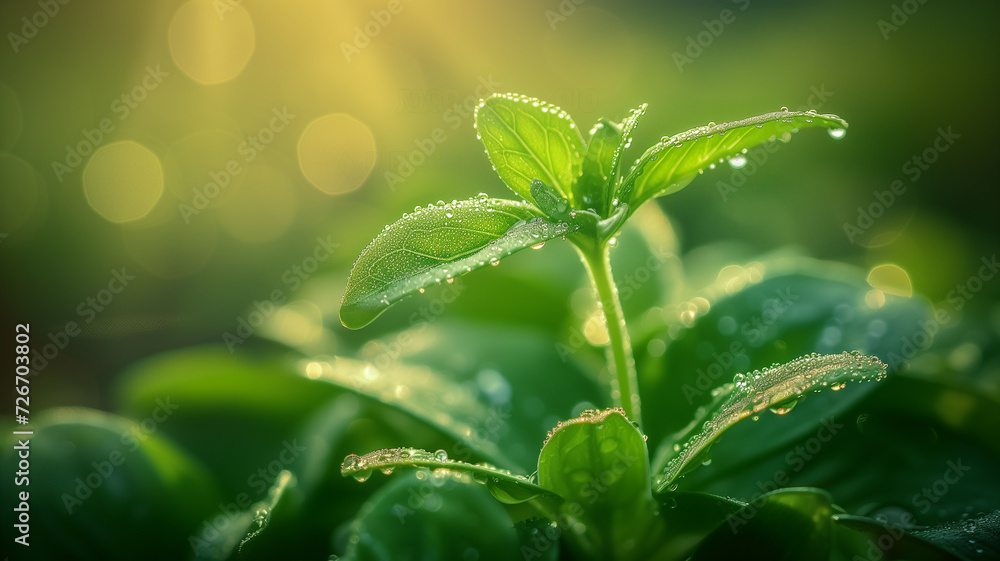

{"left": 618, "top": 109, "right": 848, "bottom": 212}
{"left": 652, "top": 351, "right": 886, "bottom": 491}
{"left": 338, "top": 470, "right": 522, "bottom": 561}
{"left": 340, "top": 447, "right": 557, "bottom": 507}
{"left": 475, "top": 93, "right": 585, "bottom": 206}
{"left": 576, "top": 118, "right": 623, "bottom": 218}
{"left": 193, "top": 470, "right": 297, "bottom": 560}
{"left": 537, "top": 408, "right": 663, "bottom": 559}
{"left": 341, "top": 196, "right": 576, "bottom": 328}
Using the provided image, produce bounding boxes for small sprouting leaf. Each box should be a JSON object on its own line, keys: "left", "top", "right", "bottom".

{"left": 340, "top": 196, "right": 576, "bottom": 329}
{"left": 618, "top": 109, "right": 848, "bottom": 211}
{"left": 652, "top": 351, "right": 886, "bottom": 491}
{"left": 537, "top": 408, "right": 661, "bottom": 559}
{"left": 475, "top": 93, "right": 585, "bottom": 205}
{"left": 574, "top": 104, "right": 646, "bottom": 218}
{"left": 340, "top": 447, "right": 556, "bottom": 507}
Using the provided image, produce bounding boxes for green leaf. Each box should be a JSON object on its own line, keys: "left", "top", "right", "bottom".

{"left": 690, "top": 488, "right": 833, "bottom": 560}
{"left": 339, "top": 470, "right": 521, "bottom": 561}
{"left": 340, "top": 447, "right": 556, "bottom": 509}
{"left": 303, "top": 355, "right": 525, "bottom": 471}
{"left": 340, "top": 196, "right": 576, "bottom": 329}
{"left": 537, "top": 408, "right": 661, "bottom": 560}
{"left": 652, "top": 492, "right": 745, "bottom": 561}
{"left": 833, "top": 514, "right": 966, "bottom": 560}
{"left": 191, "top": 470, "right": 298, "bottom": 561}
{"left": 0, "top": 408, "right": 222, "bottom": 561}
{"left": 618, "top": 109, "right": 848, "bottom": 211}
{"left": 474, "top": 93, "right": 585, "bottom": 205}
{"left": 652, "top": 351, "right": 887, "bottom": 491}
{"left": 576, "top": 118, "right": 622, "bottom": 217}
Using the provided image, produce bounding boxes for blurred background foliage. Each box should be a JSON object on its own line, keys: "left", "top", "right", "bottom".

{"left": 2, "top": 0, "right": 1000, "bottom": 557}
{"left": 1, "top": 0, "right": 998, "bottom": 408}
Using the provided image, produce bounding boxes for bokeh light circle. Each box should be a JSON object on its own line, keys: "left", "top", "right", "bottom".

{"left": 83, "top": 141, "right": 164, "bottom": 223}
{"left": 297, "top": 113, "right": 376, "bottom": 195}
{"left": 168, "top": 0, "right": 256, "bottom": 85}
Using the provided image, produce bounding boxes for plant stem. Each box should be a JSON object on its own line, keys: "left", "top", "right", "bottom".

{"left": 579, "top": 240, "right": 642, "bottom": 428}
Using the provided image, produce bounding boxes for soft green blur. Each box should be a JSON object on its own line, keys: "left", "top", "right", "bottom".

{"left": 0, "top": 0, "right": 997, "bottom": 409}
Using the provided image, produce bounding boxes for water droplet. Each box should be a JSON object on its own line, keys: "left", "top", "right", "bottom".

{"left": 728, "top": 154, "right": 748, "bottom": 169}
{"left": 828, "top": 128, "right": 846, "bottom": 140}
{"left": 418, "top": 287, "right": 426, "bottom": 294}
{"left": 433, "top": 449, "right": 448, "bottom": 461}
{"left": 530, "top": 242, "right": 545, "bottom": 250}
{"left": 382, "top": 467, "right": 394, "bottom": 475}
{"left": 446, "top": 277, "right": 455, "bottom": 284}
{"left": 608, "top": 237, "right": 619, "bottom": 248}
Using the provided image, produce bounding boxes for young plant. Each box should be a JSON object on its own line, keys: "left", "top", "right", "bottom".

{"left": 335, "top": 94, "right": 905, "bottom": 559}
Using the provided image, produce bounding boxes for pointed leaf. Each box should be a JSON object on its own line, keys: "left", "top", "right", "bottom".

{"left": 619, "top": 109, "right": 848, "bottom": 210}
{"left": 340, "top": 447, "right": 557, "bottom": 508}
{"left": 474, "top": 93, "right": 585, "bottom": 205}
{"left": 537, "top": 408, "right": 661, "bottom": 559}
{"left": 691, "top": 488, "right": 833, "bottom": 560}
{"left": 652, "top": 351, "right": 886, "bottom": 491}
{"left": 576, "top": 118, "right": 622, "bottom": 216}
{"left": 833, "top": 514, "right": 967, "bottom": 560}
{"left": 341, "top": 196, "right": 576, "bottom": 328}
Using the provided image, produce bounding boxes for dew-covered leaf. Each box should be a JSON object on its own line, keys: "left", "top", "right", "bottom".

{"left": 690, "top": 488, "right": 833, "bottom": 560}
{"left": 191, "top": 470, "right": 298, "bottom": 561}
{"left": 833, "top": 514, "right": 967, "bottom": 560}
{"left": 340, "top": 196, "right": 576, "bottom": 329}
{"left": 537, "top": 408, "right": 662, "bottom": 559}
{"left": 652, "top": 351, "right": 887, "bottom": 491}
{"left": 618, "top": 109, "right": 848, "bottom": 211}
{"left": 475, "top": 93, "right": 585, "bottom": 205}
{"left": 340, "top": 447, "right": 556, "bottom": 509}
{"left": 301, "top": 355, "right": 524, "bottom": 471}
{"left": 338, "top": 470, "right": 521, "bottom": 561}
{"left": 575, "top": 104, "right": 646, "bottom": 218}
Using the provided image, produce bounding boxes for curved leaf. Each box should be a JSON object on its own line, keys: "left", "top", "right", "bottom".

{"left": 690, "top": 488, "right": 833, "bottom": 560}
{"left": 302, "top": 355, "right": 524, "bottom": 471}
{"left": 575, "top": 104, "right": 646, "bottom": 217}
{"left": 652, "top": 351, "right": 887, "bottom": 491}
{"left": 619, "top": 109, "right": 848, "bottom": 210}
{"left": 833, "top": 514, "right": 966, "bottom": 560}
{"left": 339, "top": 470, "right": 521, "bottom": 561}
{"left": 474, "top": 93, "right": 585, "bottom": 205}
{"left": 340, "top": 196, "right": 576, "bottom": 328}
{"left": 537, "top": 408, "right": 661, "bottom": 560}
{"left": 340, "top": 447, "right": 556, "bottom": 509}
